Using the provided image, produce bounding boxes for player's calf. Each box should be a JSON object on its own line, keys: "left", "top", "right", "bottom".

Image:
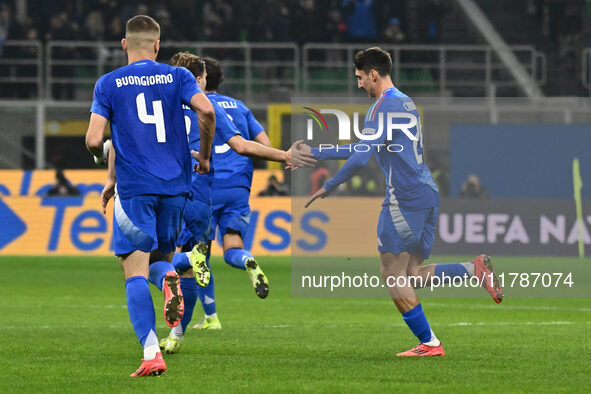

{"left": 420, "top": 256, "right": 503, "bottom": 303}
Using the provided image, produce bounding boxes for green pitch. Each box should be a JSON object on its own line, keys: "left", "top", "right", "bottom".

{"left": 0, "top": 256, "right": 589, "bottom": 392}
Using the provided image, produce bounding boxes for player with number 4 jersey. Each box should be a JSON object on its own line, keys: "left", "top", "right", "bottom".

{"left": 85, "top": 15, "right": 215, "bottom": 377}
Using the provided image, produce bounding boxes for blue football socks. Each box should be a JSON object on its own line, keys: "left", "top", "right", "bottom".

{"left": 148, "top": 260, "right": 177, "bottom": 291}
{"left": 171, "top": 251, "right": 191, "bottom": 273}
{"left": 434, "top": 262, "right": 472, "bottom": 283}
{"left": 179, "top": 277, "right": 199, "bottom": 333}
{"left": 125, "top": 276, "right": 158, "bottom": 348}
{"left": 198, "top": 268, "right": 216, "bottom": 316}
{"left": 402, "top": 303, "right": 433, "bottom": 343}
{"left": 224, "top": 248, "right": 252, "bottom": 270}
{"left": 197, "top": 250, "right": 216, "bottom": 316}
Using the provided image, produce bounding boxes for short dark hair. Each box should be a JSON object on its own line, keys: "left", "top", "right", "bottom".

{"left": 170, "top": 51, "right": 205, "bottom": 78}
{"left": 125, "top": 15, "right": 160, "bottom": 37}
{"left": 354, "top": 47, "right": 392, "bottom": 77}
{"left": 203, "top": 57, "right": 224, "bottom": 91}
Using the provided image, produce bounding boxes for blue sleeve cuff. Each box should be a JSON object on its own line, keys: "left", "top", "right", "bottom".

{"left": 89, "top": 104, "right": 110, "bottom": 120}
{"left": 324, "top": 178, "right": 338, "bottom": 192}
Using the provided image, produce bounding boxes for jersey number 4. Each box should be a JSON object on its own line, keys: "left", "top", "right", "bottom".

{"left": 136, "top": 93, "right": 166, "bottom": 142}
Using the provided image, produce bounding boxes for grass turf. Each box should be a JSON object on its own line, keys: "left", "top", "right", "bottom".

{"left": 0, "top": 256, "right": 589, "bottom": 392}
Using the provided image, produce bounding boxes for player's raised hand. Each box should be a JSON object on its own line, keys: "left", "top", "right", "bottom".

{"left": 286, "top": 140, "right": 316, "bottom": 171}
{"left": 305, "top": 186, "right": 330, "bottom": 208}
{"left": 101, "top": 180, "right": 115, "bottom": 214}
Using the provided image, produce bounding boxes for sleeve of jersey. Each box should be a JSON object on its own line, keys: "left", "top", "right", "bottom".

{"left": 178, "top": 67, "right": 203, "bottom": 105}
{"left": 215, "top": 103, "right": 241, "bottom": 143}
{"left": 323, "top": 149, "right": 373, "bottom": 192}
{"left": 245, "top": 107, "right": 264, "bottom": 139}
{"left": 89, "top": 76, "right": 112, "bottom": 119}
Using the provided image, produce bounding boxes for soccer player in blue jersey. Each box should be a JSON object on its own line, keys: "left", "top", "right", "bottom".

{"left": 85, "top": 16, "right": 215, "bottom": 376}
{"left": 157, "top": 52, "right": 315, "bottom": 353}
{"left": 191, "top": 56, "right": 274, "bottom": 331}
{"left": 302, "top": 47, "right": 503, "bottom": 357}
{"left": 169, "top": 57, "right": 276, "bottom": 332}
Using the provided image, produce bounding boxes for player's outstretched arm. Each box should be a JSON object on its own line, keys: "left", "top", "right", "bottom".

{"left": 226, "top": 136, "right": 316, "bottom": 167}
{"left": 85, "top": 113, "right": 109, "bottom": 158}
{"left": 254, "top": 131, "right": 271, "bottom": 147}
{"left": 190, "top": 92, "right": 215, "bottom": 173}
{"left": 305, "top": 149, "right": 373, "bottom": 208}
{"left": 325, "top": 149, "right": 372, "bottom": 189}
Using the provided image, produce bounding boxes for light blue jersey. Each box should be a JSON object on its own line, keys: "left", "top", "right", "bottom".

{"left": 313, "top": 86, "right": 439, "bottom": 257}
{"left": 206, "top": 92, "right": 264, "bottom": 191}
{"left": 91, "top": 60, "right": 202, "bottom": 198}
{"left": 319, "top": 87, "right": 439, "bottom": 210}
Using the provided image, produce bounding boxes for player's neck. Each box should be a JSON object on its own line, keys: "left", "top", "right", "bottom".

{"left": 126, "top": 50, "right": 157, "bottom": 65}
{"left": 374, "top": 78, "right": 394, "bottom": 98}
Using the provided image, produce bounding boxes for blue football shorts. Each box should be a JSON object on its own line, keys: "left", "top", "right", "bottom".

{"left": 178, "top": 197, "right": 212, "bottom": 247}
{"left": 377, "top": 204, "right": 437, "bottom": 259}
{"left": 113, "top": 194, "right": 186, "bottom": 256}
{"left": 209, "top": 186, "right": 251, "bottom": 240}
{"left": 176, "top": 223, "right": 193, "bottom": 248}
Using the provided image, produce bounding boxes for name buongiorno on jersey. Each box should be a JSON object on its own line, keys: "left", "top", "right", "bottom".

{"left": 115, "top": 73, "right": 174, "bottom": 88}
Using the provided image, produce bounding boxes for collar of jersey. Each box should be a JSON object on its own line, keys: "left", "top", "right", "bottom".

{"left": 378, "top": 86, "right": 396, "bottom": 99}
{"left": 130, "top": 59, "right": 156, "bottom": 66}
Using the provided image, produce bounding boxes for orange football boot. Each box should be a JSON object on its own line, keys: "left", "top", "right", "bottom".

{"left": 472, "top": 255, "right": 503, "bottom": 303}
{"left": 396, "top": 343, "right": 445, "bottom": 357}
{"left": 130, "top": 352, "right": 166, "bottom": 377}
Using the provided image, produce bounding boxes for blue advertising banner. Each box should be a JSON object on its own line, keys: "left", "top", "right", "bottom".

{"left": 450, "top": 125, "right": 591, "bottom": 198}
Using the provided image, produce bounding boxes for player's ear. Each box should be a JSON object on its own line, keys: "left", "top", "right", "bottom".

{"left": 121, "top": 38, "right": 127, "bottom": 52}
{"left": 154, "top": 39, "right": 160, "bottom": 56}
{"left": 370, "top": 69, "right": 378, "bottom": 82}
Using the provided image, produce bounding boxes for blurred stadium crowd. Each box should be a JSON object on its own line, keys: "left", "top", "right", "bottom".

{"left": 1, "top": 0, "right": 589, "bottom": 46}
{"left": 1, "top": 0, "right": 590, "bottom": 96}
{"left": 0, "top": 0, "right": 445, "bottom": 45}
